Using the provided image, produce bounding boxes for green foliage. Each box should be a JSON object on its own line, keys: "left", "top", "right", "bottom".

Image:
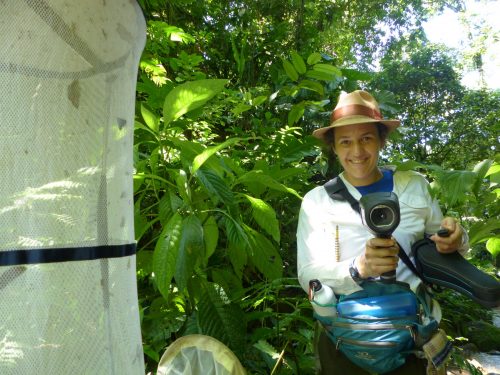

{"left": 133, "top": 3, "right": 499, "bottom": 374}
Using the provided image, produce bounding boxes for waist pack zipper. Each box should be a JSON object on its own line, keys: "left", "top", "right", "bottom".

{"left": 333, "top": 322, "right": 413, "bottom": 330}
{"left": 332, "top": 322, "right": 416, "bottom": 341}
{"left": 337, "top": 314, "right": 415, "bottom": 321}
{"left": 336, "top": 337, "right": 399, "bottom": 350}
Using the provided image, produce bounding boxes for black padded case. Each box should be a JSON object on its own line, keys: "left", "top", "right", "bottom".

{"left": 412, "top": 238, "right": 500, "bottom": 308}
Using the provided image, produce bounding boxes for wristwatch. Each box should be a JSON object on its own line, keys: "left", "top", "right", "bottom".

{"left": 349, "top": 259, "right": 364, "bottom": 285}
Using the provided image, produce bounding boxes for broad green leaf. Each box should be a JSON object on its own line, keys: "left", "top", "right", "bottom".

{"left": 341, "top": 68, "right": 373, "bottom": 81}
{"left": 134, "top": 120, "right": 158, "bottom": 138}
{"left": 253, "top": 340, "right": 279, "bottom": 360}
{"left": 168, "top": 137, "right": 223, "bottom": 174}
{"left": 244, "top": 194, "right": 280, "bottom": 242}
{"left": 291, "top": 51, "right": 307, "bottom": 74}
{"left": 134, "top": 206, "right": 149, "bottom": 242}
{"left": 246, "top": 227, "right": 283, "bottom": 280}
{"left": 486, "top": 236, "right": 500, "bottom": 259}
{"left": 158, "top": 191, "right": 183, "bottom": 225}
{"left": 298, "top": 80, "right": 324, "bottom": 95}
{"left": 153, "top": 212, "right": 183, "bottom": 299}
{"left": 232, "top": 103, "right": 252, "bottom": 116}
{"left": 485, "top": 162, "right": 500, "bottom": 184}
{"left": 225, "top": 216, "right": 249, "bottom": 249}
{"left": 203, "top": 215, "right": 219, "bottom": 261}
{"left": 163, "top": 79, "right": 228, "bottom": 127}
{"left": 228, "top": 245, "right": 247, "bottom": 280}
{"left": 472, "top": 159, "right": 492, "bottom": 195}
{"left": 196, "top": 168, "right": 235, "bottom": 206}
{"left": 236, "top": 171, "right": 302, "bottom": 199}
{"left": 435, "top": 170, "right": 475, "bottom": 206}
{"left": 469, "top": 219, "right": 500, "bottom": 245}
{"left": 282, "top": 59, "right": 299, "bottom": 81}
{"left": 175, "top": 215, "right": 204, "bottom": 291}
{"left": 313, "top": 63, "right": 342, "bottom": 77}
{"left": 197, "top": 281, "right": 246, "bottom": 352}
{"left": 280, "top": 139, "right": 318, "bottom": 163}
{"left": 307, "top": 52, "right": 322, "bottom": 65}
{"left": 393, "top": 161, "right": 427, "bottom": 171}
{"left": 175, "top": 169, "right": 191, "bottom": 204}
{"left": 143, "top": 344, "right": 160, "bottom": 362}
{"left": 192, "top": 138, "right": 241, "bottom": 175}
{"left": 252, "top": 95, "right": 267, "bottom": 106}
{"left": 141, "top": 103, "right": 159, "bottom": 133}
{"left": 305, "top": 69, "right": 337, "bottom": 81}
{"left": 288, "top": 102, "right": 305, "bottom": 126}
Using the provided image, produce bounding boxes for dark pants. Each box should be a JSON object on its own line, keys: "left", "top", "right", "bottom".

{"left": 317, "top": 330, "right": 427, "bottom": 375}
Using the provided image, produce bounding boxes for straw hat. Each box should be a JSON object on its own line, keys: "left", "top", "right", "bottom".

{"left": 313, "top": 90, "right": 400, "bottom": 142}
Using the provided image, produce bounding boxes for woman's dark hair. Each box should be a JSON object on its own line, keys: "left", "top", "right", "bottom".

{"left": 325, "top": 123, "right": 389, "bottom": 147}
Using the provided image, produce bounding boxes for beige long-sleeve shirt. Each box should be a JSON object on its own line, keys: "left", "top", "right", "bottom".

{"left": 297, "top": 168, "right": 467, "bottom": 297}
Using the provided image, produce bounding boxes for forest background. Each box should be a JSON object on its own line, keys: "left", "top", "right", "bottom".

{"left": 132, "top": 0, "right": 500, "bottom": 373}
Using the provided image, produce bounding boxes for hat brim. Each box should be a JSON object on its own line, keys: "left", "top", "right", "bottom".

{"left": 312, "top": 116, "right": 400, "bottom": 142}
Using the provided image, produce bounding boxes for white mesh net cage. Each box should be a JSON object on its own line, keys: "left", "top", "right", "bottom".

{"left": 0, "top": 1, "right": 146, "bottom": 374}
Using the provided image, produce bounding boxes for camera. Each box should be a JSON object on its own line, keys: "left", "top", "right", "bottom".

{"left": 359, "top": 192, "right": 400, "bottom": 281}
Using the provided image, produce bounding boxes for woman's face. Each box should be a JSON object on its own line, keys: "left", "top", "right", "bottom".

{"left": 333, "top": 123, "right": 384, "bottom": 186}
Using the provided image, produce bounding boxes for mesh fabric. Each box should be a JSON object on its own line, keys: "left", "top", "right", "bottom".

{"left": 0, "top": 1, "right": 146, "bottom": 374}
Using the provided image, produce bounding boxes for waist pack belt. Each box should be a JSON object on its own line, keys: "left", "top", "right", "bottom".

{"left": 314, "top": 280, "right": 441, "bottom": 374}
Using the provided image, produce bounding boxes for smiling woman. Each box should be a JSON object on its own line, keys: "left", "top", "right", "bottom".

{"left": 297, "top": 90, "right": 470, "bottom": 375}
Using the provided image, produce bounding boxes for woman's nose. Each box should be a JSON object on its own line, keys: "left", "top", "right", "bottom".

{"left": 352, "top": 142, "right": 363, "bottom": 155}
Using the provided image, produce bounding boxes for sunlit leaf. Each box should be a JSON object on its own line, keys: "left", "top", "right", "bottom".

{"left": 244, "top": 194, "right": 280, "bottom": 242}
{"left": 153, "top": 212, "right": 183, "bottom": 299}
{"left": 469, "top": 219, "right": 500, "bottom": 245}
{"left": 298, "top": 80, "right": 324, "bottom": 95}
{"left": 486, "top": 236, "right": 500, "bottom": 259}
{"left": 291, "top": 51, "right": 307, "bottom": 74}
{"left": 288, "top": 102, "right": 305, "bottom": 126}
{"left": 232, "top": 103, "right": 252, "bottom": 116}
{"left": 252, "top": 95, "right": 267, "bottom": 106}
{"left": 472, "top": 159, "right": 493, "bottom": 195}
{"left": 175, "top": 215, "right": 204, "bottom": 291}
{"left": 282, "top": 59, "right": 299, "bottom": 81}
{"left": 203, "top": 215, "right": 219, "bottom": 261}
{"left": 305, "top": 69, "right": 336, "bottom": 81}
{"left": 312, "top": 63, "right": 342, "bottom": 77}
{"left": 236, "top": 171, "right": 302, "bottom": 199}
{"left": 163, "top": 79, "right": 228, "bottom": 127}
{"left": 197, "top": 281, "right": 246, "bottom": 352}
{"left": 141, "top": 103, "right": 160, "bottom": 133}
{"left": 196, "top": 168, "right": 235, "bottom": 206}
{"left": 246, "top": 227, "right": 283, "bottom": 280}
{"left": 192, "top": 138, "right": 241, "bottom": 174}
{"left": 307, "top": 52, "right": 322, "bottom": 65}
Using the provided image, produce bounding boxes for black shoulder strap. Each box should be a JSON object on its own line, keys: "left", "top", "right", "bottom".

{"left": 324, "top": 177, "right": 360, "bottom": 214}
{"left": 323, "top": 177, "right": 425, "bottom": 282}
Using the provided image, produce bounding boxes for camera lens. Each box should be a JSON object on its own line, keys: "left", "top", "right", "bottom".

{"left": 369, "top": 205, "right": 395, "bottom": 228}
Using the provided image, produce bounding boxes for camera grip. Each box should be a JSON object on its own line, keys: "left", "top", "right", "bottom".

{"left": 378, "top": 233, "right": 397, "bottom": 282}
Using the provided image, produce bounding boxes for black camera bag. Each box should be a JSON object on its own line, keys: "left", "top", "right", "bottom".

{"left": 412, "top": 238, "right": 500, "bottom": 308}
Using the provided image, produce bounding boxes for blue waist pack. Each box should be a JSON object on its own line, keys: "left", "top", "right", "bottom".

{"left": 314, "top": 280, "right": 438, "bottom": 374}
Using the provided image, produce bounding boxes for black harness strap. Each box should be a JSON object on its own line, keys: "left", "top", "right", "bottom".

{"left": 0, "top": 243, "right": 136, "bottom": 266}
{"left": 324, "top": 177, "right": 424, "bottom": 281}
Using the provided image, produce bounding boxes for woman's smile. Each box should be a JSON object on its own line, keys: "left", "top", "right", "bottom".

{"left": 333, "top": 123, "right": 383, "bottom": 186}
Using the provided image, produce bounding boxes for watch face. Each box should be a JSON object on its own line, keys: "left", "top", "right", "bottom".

{"left": 349, "top": 264, "right": 362, "bottom": 284}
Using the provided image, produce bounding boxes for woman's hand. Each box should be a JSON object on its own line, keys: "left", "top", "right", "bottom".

{"left": 356, "top": 237, "right": 399, "bottom": 278}
{"left": 430, "top": 217, "right": 464, "bottom": 253}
